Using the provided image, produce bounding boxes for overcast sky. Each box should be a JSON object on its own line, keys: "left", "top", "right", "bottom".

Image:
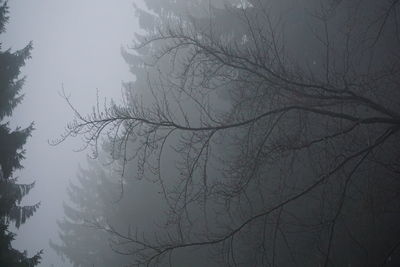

{"left": 2, "top": 1, "right": 139, "bottom": 265}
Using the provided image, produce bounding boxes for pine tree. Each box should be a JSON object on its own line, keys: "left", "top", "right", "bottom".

{"left": 0, "top": 1, "right": 42, "bottom": 265}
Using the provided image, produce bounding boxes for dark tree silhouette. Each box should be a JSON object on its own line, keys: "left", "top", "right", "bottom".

{"left": 56, "top": 0, "right": 400, "bottom": 266}
{"left": 0, "top": 1, "right": 41, "bottom": 266}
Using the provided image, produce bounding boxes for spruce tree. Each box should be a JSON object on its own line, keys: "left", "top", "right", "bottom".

{"left": 50, "top": 161, "right": 131, "bottom": 267}
{"left": 0, "top": 1, "right": 41, "bottom": 266}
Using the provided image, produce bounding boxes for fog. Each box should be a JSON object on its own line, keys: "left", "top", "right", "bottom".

{"left": 2, "top": 1, "right": 137, "bottom": 266}
{"left": 1, "top": 0, "right": 400, "bottom": 266}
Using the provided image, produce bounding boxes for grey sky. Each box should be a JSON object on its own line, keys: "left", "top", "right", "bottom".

{"left": 1, "top": 1, "right": 139, "bottom": 265}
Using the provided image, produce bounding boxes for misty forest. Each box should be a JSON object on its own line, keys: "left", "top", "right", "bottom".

{"left": 1, "top": 0, "right": 400, "bottom": 266}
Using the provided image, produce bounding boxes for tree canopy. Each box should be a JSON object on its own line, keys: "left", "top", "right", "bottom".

{"left": 55, "top": 0, "right": 400, "bottom": 266}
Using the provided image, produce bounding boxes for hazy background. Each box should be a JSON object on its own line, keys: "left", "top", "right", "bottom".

{"left": 2, "top": 1, "right": 399, "bottom": 266}
{"left": 1, "top": 1, "right": 138, "bottom": 265}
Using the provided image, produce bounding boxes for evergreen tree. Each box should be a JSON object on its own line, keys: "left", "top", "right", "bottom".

{"left": 0, "top": 1, "right": 41, "bottom": 265}
{"left": 51, "top": 161, "right": 131, "bottom": 267}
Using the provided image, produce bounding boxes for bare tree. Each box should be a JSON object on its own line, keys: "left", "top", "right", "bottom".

{"left": 54, "top": 0, "right": 400, "bottom": 266}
